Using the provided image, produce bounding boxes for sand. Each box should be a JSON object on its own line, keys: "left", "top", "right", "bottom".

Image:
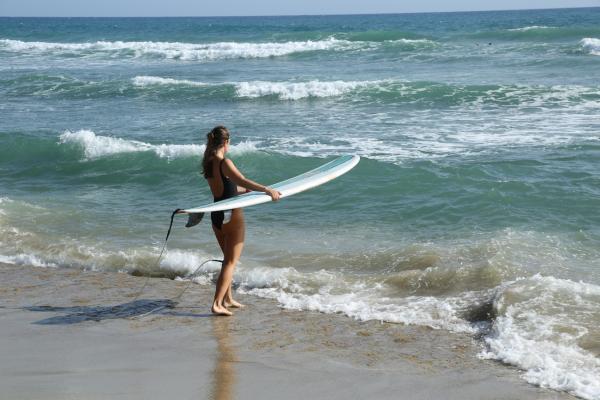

{"left": 0, "top": 262, "right": 575, "bottom": 400}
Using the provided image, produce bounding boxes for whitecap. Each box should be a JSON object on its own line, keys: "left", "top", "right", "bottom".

{"left": 0, "top": 38, "right": 354, "bottom": 61}
{"left": 132, "top": 76, "right": 387, "bottom": 100}
{"left": 580, "top": 38, "right": 600, "bottom": 56}
{"left": 507, "top": 25, "right": 555, "bottom": 31}
{"left": 132, "top": 76, "right": 211, "bottom": 87}
{"left": 58, "top": 129, "right": 257, "bottom": 160}
{"left": 234, "top": 80, "right": 383, "bottom": 100}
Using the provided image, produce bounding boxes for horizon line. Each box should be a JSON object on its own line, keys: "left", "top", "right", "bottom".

{"left": 1, "top": 5, "right": 598, "bottom": 18}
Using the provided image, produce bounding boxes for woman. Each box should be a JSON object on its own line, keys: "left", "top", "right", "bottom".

{"left": 202, "top": 126, "right": 280, "bottom": 316}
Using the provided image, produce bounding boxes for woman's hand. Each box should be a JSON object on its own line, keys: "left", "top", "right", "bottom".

{"left": 266, "top": 187, "right": 281, "bottom": 201}
{"left": 221, "top": 159, "right": 280, "bottom": 200}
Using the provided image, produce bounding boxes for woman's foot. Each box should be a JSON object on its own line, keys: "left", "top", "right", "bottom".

{"left": 224, "top": 299, "right": 245, "bottom": 308}
{"left": 211, "top": 302, "right": 233, "bottom": 316}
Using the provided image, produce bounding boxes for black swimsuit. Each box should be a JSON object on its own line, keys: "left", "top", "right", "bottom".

{"left": 210, "top": 159, "right": 237, "bottom": 230}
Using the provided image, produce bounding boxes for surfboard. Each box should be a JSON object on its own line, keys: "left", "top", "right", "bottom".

{"left": 182, "top": 155, "right": 360, "bottom": 214}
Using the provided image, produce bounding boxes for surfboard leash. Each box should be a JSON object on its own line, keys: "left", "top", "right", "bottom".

{"left": 1, "top": 208, "right": 181, "bottom": 312}
{"left": 133, "top": 257, "right": 223, "bottom": 318}
{"left": 130, "top": 208, "right": 182, "bottom": 303}
{"left": 129, "top": 209, "right": 222, "bottom": 319}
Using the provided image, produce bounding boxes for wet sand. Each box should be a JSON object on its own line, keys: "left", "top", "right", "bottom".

{"left": 0, "top": 262, "right": 575, "bottom": 400}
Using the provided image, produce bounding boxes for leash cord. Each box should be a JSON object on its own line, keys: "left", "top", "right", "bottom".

{"left": 2, "top": 209, "right": 218, "bottom": 319}
{"left": 134, "top": 257, "right": 223, "bottom": 318}
{"left": 131, "top": 209, "right": 223, "bottom": 318}
{"left": 131, "top": 208, "right": 181, "bottom": 303}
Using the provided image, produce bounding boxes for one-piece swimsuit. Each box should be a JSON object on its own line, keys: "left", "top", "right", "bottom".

{"left": 211, "top": 159, "right": 237, "bottom": 230}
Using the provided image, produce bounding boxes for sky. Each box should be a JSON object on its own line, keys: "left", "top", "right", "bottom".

{"left": 0, "top": 0, "right": 599, "bottom": 17}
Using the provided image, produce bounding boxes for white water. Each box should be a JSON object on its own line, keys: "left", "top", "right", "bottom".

{"left": 132, "top": 76, "right": 384, "bottom": 99}
{"left": 132, "top": 76, "right": 211, "bottom": 87}
{"left": 2, "top": 198, "right": 600, "bottom": 399}
{"left": 0, "top": 38, "right": 356, "bottom": 61}
{"left": 581, "top": 38, "right": 600, "bottom": 56}
{"left": 58, "top": 130, "right": 258, "bottom": 160}
{"left": 235, "top": 80, "right": 383, "bottom": 100}
{"left": 507, "top": 25, "right": 555, "bottom": 31}
{"left": 481, "top": 275, "right": 600, "bottom": 400}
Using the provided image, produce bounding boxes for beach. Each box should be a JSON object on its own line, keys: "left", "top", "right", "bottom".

{"left": 0, "top": 262, "right": 576, "bottom": 400}
{"left": 1, "top": 8, "right": 600, "bottom": 399}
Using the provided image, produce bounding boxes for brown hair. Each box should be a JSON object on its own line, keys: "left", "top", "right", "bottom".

{"left": 202, "top": 125, "right": 230, "bottom": 178}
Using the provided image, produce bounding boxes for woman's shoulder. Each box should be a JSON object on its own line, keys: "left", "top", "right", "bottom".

{"left": 221, "top": 157, "right": 235, "bottom": 167}
{"left": 221, "top": 158, "right": 238, "bottom": 174}
{"left": 212, "top": 156, "right": 226, "bottom": 167}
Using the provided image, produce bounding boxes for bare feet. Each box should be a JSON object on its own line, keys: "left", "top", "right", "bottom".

{"left": 211, "top": 302, "right": 233, "bottom": 316}
{"left": 224, "top": 299, "right": 245, "bottom": 308}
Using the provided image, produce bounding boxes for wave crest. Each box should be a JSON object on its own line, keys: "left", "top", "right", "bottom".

{"left": 581, "top": 38, "right": 600, "bottom": 56}
{"left": 235, "top": 80, "right": 382, "bottom": 100}
{"left": 0, "top": 38, "right": 352, "bottom": 61}
{"left": 132, "top": 76, "right": 210, "bottom": 87}
{"left": 507, "top": 25, "right": 555, "bottom": 32}
{"left": 132, "top": 76, "right": 386, "bottom": 100}
{"left": 58, "top": 130, "right": 257, "bottom": 160}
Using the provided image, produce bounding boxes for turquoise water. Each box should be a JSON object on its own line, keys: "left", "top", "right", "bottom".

{"left": 1, "top": 9, "right": 600, "bottom": 398}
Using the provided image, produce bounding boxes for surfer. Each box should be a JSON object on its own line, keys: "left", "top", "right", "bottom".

{"left": 202, "top": 126, "right": 280, "bottom": 316}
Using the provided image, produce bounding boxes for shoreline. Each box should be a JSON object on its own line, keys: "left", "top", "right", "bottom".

{"left": 0, "top": 262, "right": 576, "bottom": 399}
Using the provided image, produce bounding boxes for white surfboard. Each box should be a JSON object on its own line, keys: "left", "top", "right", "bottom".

{"left": 182, "top": 155, "right": 360, "bottom": 214}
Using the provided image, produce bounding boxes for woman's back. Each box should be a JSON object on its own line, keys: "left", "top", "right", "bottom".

{"left": 207, "top": 158, "right": 237, "bottom": 202}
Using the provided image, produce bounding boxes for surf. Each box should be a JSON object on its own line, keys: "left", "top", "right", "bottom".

{"left": 0, "top": 37, "right": 356, "bottom": 61}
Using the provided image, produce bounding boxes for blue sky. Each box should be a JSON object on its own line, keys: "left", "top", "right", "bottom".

{"left": 1, "top": 0, "right": 598, "bottom": 17}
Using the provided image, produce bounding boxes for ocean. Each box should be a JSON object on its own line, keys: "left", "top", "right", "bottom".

{"left": 1, "top": 8, "right": 599, "bottom": 399}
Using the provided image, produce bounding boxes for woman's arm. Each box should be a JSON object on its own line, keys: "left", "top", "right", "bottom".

{"left": 237, "top": 185, "right": 250, "bottom": 195}
{"left": 223, "top": 159, "right": 280, "bottom": 201}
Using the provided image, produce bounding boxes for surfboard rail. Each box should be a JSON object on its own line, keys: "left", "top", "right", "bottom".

{"left": 182, "top": 155, "right": 360, "bottom": 214}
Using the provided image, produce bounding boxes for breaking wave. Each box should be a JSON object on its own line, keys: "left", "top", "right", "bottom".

{"left": 131, "top": 75, "right": 211, "bottom": 87}
{"left": 507, "top": 25, "right": 556, "bottom": 32}
{"left": 7, "top": 73, "right": 600, "bottom": 110}
{"left": 1, "top": 190, "right": 599, "bottom": 400}
{"left": 481, "top": 275, "right": 600, "bottom": 400}
{"left": 234, "top": 79, "right": 381, "bottom": 100}
{"left": 133, "top": 75, "right": 385, "bottom": 99}
{"left": 58, "top": 130, "right": 258, "bottom": 160}
{"left": 0, "top": 38, "right": 354, "bottom": 61}
{"left": 581, "top": 38, "right": 600, "bottom": 56}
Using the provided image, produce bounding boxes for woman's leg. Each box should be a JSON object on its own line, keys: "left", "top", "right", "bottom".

{"left": 214, "top": 218, "right": 243, "bottom": 308}
{"left": 211, "top": 226, "right": 231, "bottom": 314}
{"left": 212, "top": 212, "right": 245, "bottom": 316}
{"left": 223, "top": 211, "right": 244, "bottom": 308}
{"left": 213, "top": 224, "right": 226, "bottom": 253}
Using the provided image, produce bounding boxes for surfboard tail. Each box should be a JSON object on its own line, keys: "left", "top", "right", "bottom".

{"left": 185, "top": 212, "right": 205, "bottom": 228}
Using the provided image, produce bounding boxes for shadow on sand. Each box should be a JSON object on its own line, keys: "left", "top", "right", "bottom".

{"left": 26, "top": 299, "right": 213, "bottom": 324}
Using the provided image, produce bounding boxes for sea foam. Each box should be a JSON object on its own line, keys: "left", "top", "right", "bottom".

{"left": 507, "top": 25, "right": 555, "bottom": 31}
{"left": 0, "top": 38, "right": 352, "bottom": 61}
{"left": 580, "top": 38, "right": 600, "bottom": 56}
{"left": 0, "top": 253, "right": 58, "bottom": 268}
{"left": 481, "top": 275, "right": 600, "bottom": 400}
{"left": 58, "top": 130, "right": 257, "bottom": 160}
{"left": 132, "top": 76, "right": 384, "bottom": 99}
{"left": 235, "top": 80, "right": 382, "bottom": 100}
{"left": 2, "top": 208, "right": 599, "bottom": 400}
{"left": 132, "top": 76, "right": 211, "bottom": 87}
